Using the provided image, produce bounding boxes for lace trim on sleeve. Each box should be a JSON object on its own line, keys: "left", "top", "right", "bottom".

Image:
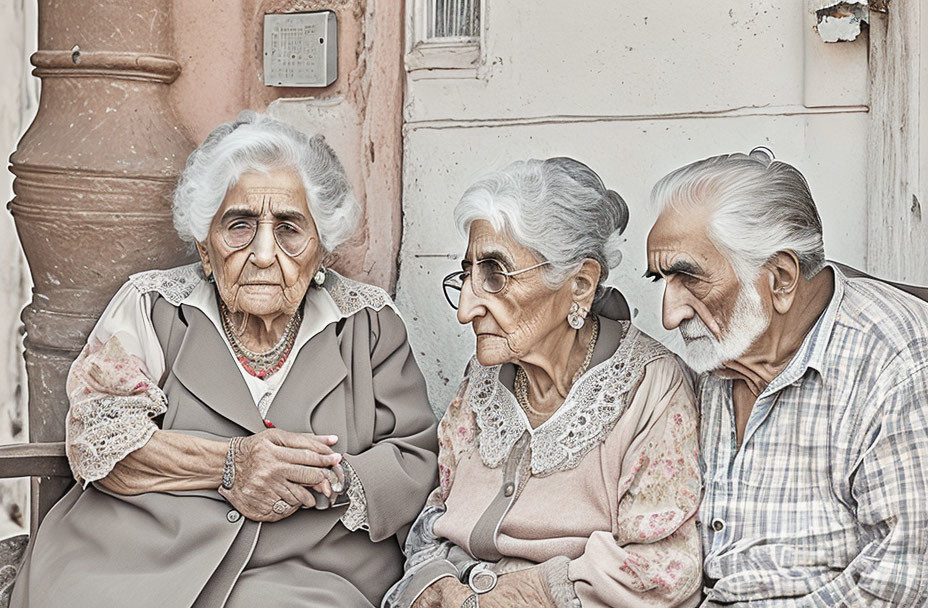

{"left": 65, "top": 335, "right": 167, "bottom": 484}
{"left": 403, "top": 500, "right": 454, "bottom": 569}
{"left": 381, "top": 499, "right": 459, "bottom": 607}
{"left": 339, "top": 460, "right": 370, "bottom": 532}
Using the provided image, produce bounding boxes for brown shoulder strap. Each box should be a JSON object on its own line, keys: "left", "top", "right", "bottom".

{"left": 831, "top": 261, "right": 928, "bottom": 304}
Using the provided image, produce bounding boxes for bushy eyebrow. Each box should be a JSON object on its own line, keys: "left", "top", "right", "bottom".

{"left": 220, "top": 207, "right": 307, "bottom": 223}
{"left": 645, "top": 259, "right": 703, "bottom": 279}
{"left": 478, "top": 248, "right": 514, "bottom": 265}
{"left": 463, "top": 247, "right": 515, "bottom": 270}
{"left": 643, "top": 269, "right": 662, "bottom": 281}
{"left": 273, "top": 210, "right": 307, "bottom": 223}
{"left": 221, "top": 207, "right": 260, "bottom": 221}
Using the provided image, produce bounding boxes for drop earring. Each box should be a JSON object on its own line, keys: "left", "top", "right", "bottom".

{"left": 313, "top": 266, "right": 327, "bottom": 287}
{"left": 567, "top": 302, "right": 588, "bottom": 330}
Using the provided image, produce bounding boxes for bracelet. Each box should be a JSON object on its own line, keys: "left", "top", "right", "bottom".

{"left": 221, "top": 437, "right": 243, "bottom": 490}
{"left": 461, "top": 563, "right": 497, "bottom": 595}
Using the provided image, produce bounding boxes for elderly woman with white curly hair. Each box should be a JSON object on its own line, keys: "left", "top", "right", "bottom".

{"left": 384, "top": 158, "right": 702, "bottom": 608}
{"left": 11, "top": 112, "right": 438, "bottom": 607}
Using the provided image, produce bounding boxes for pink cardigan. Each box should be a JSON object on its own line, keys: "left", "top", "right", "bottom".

{"left": 388, "top": 321, "right": 702, "bottom": 607}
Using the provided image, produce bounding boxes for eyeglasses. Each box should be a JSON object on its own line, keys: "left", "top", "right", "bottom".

{"left": 220, "top": 218, "right": 313, "bottom": 257}
{"left": 442, "top": 259, "right": 550, "bottom": 310}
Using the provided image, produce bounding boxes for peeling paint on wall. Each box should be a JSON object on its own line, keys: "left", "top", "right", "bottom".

{"left": 814, "top": 1, "right": 869, "bottom": 42}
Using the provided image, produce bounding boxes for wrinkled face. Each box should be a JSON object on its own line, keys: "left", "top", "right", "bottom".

{"left": 646, "top": 204, "right": 770, "bottom": 372}
{"left": 456, "top": 220, "right": 575, "bottom": 367}
{"left": 198, "top": 169, "right": 323, "bottom": 319}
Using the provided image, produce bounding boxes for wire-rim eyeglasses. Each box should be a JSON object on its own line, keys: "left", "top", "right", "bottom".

{"left": 441, "top": 259, "right": 550, "bottom": 309}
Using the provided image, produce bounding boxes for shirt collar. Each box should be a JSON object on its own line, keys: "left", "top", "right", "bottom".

{"left": 763, "top": 263, "right": 845, "bottom": 394}
{"left": 180, "top": 279, "right": 343, "bottom": 355}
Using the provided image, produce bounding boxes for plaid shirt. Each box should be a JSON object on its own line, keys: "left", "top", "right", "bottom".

{"left": 698, "top": 265, "right": 928, "bottom": 606}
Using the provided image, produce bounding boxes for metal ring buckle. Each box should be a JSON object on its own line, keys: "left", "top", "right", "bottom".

{"left": 466, "top": 564, "right": 498, "bottom": 595}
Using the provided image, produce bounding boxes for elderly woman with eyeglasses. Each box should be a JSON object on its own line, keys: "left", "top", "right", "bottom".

{"left": 11, "top": 112, "right": 438, "bottom": 608}
{"left": 384, "top": 158, "right": 702, "bottom": 608}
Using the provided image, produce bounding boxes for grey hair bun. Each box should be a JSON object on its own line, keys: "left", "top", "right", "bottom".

{"left": 748, "top": 146, "right": 775, "bottom": 166}
{"left": 601, "top": 189, "right": 628, "bottom": 269}
{"left": 604, "top": 188, "right": 629, "bottom": 234}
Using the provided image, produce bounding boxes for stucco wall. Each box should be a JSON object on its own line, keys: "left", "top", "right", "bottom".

{"left": 396, "top": 1, "right": 871, "bottom": 414}
{"left": 171, "top": 0, "right": 405, "bottom": 290}
{"left": 0, "top": 0, "right": 37, "bottom": 537}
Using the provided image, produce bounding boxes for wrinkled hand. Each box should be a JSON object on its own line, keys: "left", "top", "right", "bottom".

{"left": 411, "top": 576, "right": 473, "bottom": 608}
{"left": 218, "top": 429, "right": 344, "bottom": 522}
{"left": 478, "top": 566, "right": 556, "bottom": 608}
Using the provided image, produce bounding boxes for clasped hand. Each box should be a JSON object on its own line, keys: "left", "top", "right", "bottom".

{"left": 218, "top": 428, "right": 345, "bottom": 522}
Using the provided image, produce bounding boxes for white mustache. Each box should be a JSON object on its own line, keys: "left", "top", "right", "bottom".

{"left": 679, "top": 317, "right": 714, "bottom": 341}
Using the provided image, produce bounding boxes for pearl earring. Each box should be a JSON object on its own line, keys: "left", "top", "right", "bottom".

{"left": 313, "top": 266, "right": 327, "bottom": 286}
{"left": 567, "top": 302, "right": 588, "bottom": 329}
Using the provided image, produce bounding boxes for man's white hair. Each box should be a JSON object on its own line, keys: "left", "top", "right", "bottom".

{"left": 651, "top": 148, "right": 826, "bottom": 284}
{"left": 173, "top": 111, "right": 359, "bottom": 252}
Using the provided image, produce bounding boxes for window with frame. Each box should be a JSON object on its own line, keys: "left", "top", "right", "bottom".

{"left": 407, "top": 0, "right": 483, "bottom": 76}
{"left": 428, "top": 0, "right": 480, "bottom": 40}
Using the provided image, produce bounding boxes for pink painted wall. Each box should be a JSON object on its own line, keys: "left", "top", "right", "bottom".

{"left": 169, "top": 0, "right": 403, "bottom": 290}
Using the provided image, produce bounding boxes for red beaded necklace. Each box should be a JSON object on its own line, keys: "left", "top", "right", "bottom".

{"left": 219, "top": 302, "right": 303, "bottom": 379}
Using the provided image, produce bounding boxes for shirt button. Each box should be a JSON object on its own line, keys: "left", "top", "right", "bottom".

{"left": 226, "top": 509, "right": 241, "bottom": 523}
{"left": 711, "top": 518, "right": 725, "bottom": 532}
{"left": 503, "top": 482, "right": 515, "bottom": 497}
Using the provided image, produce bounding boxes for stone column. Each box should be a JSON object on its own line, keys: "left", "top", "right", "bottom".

{"left": 8, "top": 0, "right": 194, "bottom": 527}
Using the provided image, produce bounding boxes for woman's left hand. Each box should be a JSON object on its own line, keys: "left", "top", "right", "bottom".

{"left": 411, "top": 577, "right": 472, "bottom": 608}
{"left": 477, "top": 566, "right": 556, "bottom": 608}
{"left": 218, "top": 429, "right": 343, "bottom": 521}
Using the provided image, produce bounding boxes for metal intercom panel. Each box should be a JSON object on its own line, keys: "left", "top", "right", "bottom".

{"left": 263, "top": 11, "right": 337, "bottom": 87}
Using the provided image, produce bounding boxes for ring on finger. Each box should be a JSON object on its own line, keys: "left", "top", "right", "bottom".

{"left": 272, "top": 499, "right": 292, "bottom": 515}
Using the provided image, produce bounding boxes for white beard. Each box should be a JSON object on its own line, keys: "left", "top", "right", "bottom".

{"left": 678, "top": 283, "right": 770, "bottom": 374}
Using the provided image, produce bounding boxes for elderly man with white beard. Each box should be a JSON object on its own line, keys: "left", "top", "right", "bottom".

{"left": 645, "top": 148, "right": 928, "bottom": 607}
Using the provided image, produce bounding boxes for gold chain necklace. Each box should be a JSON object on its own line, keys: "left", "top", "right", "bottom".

{"left": 514, "top": 316, "right": 600, "bottom": 418}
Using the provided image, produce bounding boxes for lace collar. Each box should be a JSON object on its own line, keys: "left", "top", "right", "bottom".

{"left": 128, "top": 262, "right": 204, "bottom": 306}
{"left": 466, "top": 323, "right": 671, "bottom": 477}
{"left": 128, "top": 262, "right": 395, "bottom": 318}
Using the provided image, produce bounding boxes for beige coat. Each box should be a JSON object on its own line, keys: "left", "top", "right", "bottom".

{"left": 11, "top": 269, "right": 439, "bottom": 607}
